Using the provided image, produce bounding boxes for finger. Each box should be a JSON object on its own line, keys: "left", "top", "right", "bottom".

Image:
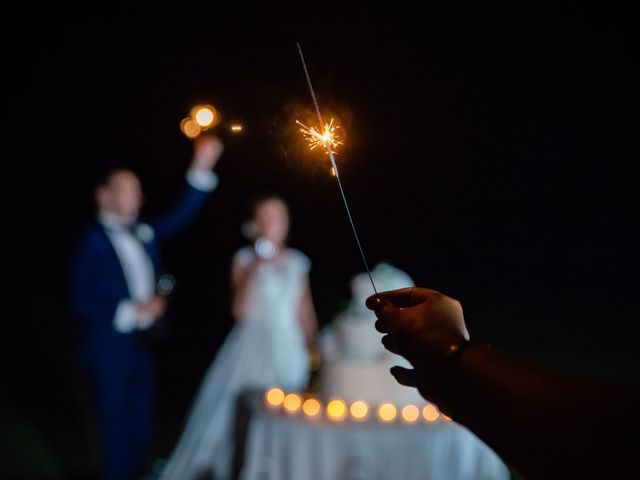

{"left": 374, "top": 309, "right": 418, "bottom": 335}
{"left": 374, "top": 319, "right": 389, "bottom": 334}
{"left": 366, "top": 288, "right": 414, "bottom": 310}
{"left": 370, "top": 300, "right": 415, "bottom": 328}
{"left": 365, "top": 294, "right": 390, "bottom": 311}
{"left": 381, "top": 334, "right": 403, "bottom": 356}
{"left": 367, "top": 287, "right": 437, "bottom": 310}
{"left": 389, "top": 366, "right": 419, "bottom": 388}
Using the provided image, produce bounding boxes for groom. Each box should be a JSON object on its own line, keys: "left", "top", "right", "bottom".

{"left": 69, "top": 135, "right": 224, "bottom": 480}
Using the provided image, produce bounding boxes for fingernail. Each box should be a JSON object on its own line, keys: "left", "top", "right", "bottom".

{"left": 367, "top": 295, "right": 388, "bottom": 310}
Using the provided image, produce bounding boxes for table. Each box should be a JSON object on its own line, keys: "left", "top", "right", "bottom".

{"left": 239, "top": 399, "right": 509, "bottom": 480}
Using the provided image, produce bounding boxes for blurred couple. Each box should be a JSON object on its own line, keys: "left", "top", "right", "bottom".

{"left": 70, "top": 135, "right": 317, "bottom": 480}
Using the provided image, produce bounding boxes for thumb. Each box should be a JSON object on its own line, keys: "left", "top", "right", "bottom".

{"left": 366, "top": 294, "right": 390, "bottom": 311}
{"left": 390, "top": 366, "right": 419, "bottom": 388}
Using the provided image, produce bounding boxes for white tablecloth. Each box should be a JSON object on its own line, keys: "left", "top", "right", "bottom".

{"left": 240, "top": 405, "right": 509, "bottom": 480}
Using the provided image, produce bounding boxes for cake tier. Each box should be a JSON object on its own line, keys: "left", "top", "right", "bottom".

{"left": 319, "top": 354, "right": 424, "bottom": 406}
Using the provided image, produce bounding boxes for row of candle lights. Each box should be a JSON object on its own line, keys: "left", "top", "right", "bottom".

{"left": 263, "top": 387, "right": 452, "bottom": 425}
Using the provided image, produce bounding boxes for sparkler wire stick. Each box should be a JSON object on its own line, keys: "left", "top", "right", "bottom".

{"left": 296, "top": 43, "right": 377, "bottom": 294}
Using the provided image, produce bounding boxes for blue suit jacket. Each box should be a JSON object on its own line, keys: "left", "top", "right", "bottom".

{"left": 70, "top": 183, "right": 210, "bottom": 367}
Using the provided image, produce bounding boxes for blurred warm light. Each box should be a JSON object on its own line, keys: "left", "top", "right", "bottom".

{"left": 376, "top": 402, "right": 398, "bottom": 423}
{"left": 230, "top": 124, "right": 243, "bottom": 132}
{"left": 297, "top": 118, "right": 343, "bottom": 153}
{"left": 326, "top": 398, "right": 347, "bottom": 421}
{"left": 302, "top": 398, "right": 321, "bottom": 418}
{"left": 442, "top": 413, "right": 452, "bottom": 422}
{"left": 401, "top": 404, "right": 420, "bottom": 424}
{"left": 283, "top": 393, "right": 303, "bottom": 413}
{"left": 349, "top": 400, "right": 369, "bottom": 421}
{"left": 264, "top": 387, "right": 285, "bottom": 409}
{"left": 422, "top": 404, "right": 440, "bottom": 422}
{"left": 191, "top": 105, "right": 217, "bottom": 128}
{"left": 331, "top": 167, "right": 336, "bottom": 176}
{"left": 180, "top": 117, "right": 201, "bottom": 139}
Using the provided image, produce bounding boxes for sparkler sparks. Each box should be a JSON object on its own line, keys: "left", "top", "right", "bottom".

{"left": 296, "top": 43, "right": 377, "bottom": 294}
{"left": 296, "top": 118, "right": 343, "bottom": 153}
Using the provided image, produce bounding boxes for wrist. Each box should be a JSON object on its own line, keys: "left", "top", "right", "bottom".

{"left": 444, "top": 338, "right": 479, "bottom": 364}
{"left": 418, "top": 339, "right": 486, "bottom": 415}
{"left": 186, "top": 169, "right": 218, "bottom": 191}
{"left": 417, "top": 331, "right": 468, "bottom": 362}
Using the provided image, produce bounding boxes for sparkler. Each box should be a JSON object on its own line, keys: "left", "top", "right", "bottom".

{"left": 296, "top": 43, "right": 377, "bottom": 293}
{"left": 296, "top": 118, "right": 343, "bottom": 152}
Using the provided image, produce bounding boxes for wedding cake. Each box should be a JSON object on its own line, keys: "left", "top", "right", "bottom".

{"left": 318, "top": 263, "right": 424, "bottom": 406}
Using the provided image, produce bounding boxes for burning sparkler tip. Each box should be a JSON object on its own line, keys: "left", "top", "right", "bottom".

{"left": 297, "top": 118, "right": 343, "bottom": 154}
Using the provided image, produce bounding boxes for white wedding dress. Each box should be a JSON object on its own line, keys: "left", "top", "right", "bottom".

{"left": 161, "top": 247, "right": 311, "bottom": 480}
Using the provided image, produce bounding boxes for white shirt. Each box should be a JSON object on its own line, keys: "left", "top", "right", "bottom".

{"left": 100, "top": 169, "right": 218, "bottom": 333}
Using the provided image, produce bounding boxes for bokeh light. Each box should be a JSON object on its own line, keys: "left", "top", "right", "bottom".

{"left": 422, "top": 404, "right": 440, "bottom": 422}
{"left": 283, "top": 392, "right": 303, "bottom": 414}
{"left": 326, "top": 398, "right": 347, "bottom": 421}
{"left": 401, "top": 404, "right": 420, "bottom": 424}
{"left": 180, "top": 117, "right": 201, "bottom": 139}
{"left": 191, "top": 105, "right": 217, "bottom": 128}
{"left": 188, "top": 104, "right": 220, "bottom": 129}
{"left": 349, "top": 400, "right": 369, "bottom": 421}
{"left": 230, "top": 124, "right": 243, "bottom": 133}
{"left": 376, "top": 402, "right": 398, "bottom": 423}
{"left": 264, "top": 387, "right": 285, "bottom": 409}
{"left": 302, "top": 398, "right": 321, "bottom": 418}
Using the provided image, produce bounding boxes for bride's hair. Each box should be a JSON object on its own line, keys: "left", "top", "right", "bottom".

{"left": 250, "top": 194, "right": 290, "bottom": 219}
{"left": 240, "top": 194, "right": 291, "bottom": 240}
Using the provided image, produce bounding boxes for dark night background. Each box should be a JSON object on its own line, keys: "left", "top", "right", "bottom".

{"left": 3, "top": 3, "right": 638, "bottom": 478}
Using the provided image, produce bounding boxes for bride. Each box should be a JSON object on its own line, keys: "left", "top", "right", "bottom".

{"left": 161, "top": 195, "right": 317, "bottom": 480}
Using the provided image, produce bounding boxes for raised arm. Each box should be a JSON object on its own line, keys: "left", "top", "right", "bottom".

{"left": 367, "top": 288, "right": 640, "bottom": 479}
{"left": 151, "top": 136, "right": 224, "bottom": 241}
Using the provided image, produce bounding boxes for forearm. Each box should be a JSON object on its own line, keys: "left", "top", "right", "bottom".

{"left": 150, "top": 177, "right": 215, "bottom": 241}
{"left": 437, "top": 346, "right": 639, "bottom": 478}
{"left": 369, "top": 287, "right": 640, "bottom": 478}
